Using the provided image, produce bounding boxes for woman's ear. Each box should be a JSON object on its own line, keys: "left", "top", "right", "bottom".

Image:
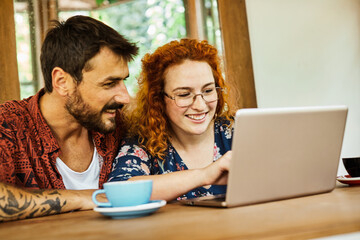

{"left": 51, "top": 67, "right": 74, "bottom": 96}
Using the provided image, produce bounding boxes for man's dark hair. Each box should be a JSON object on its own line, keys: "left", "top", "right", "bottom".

{"left": 40, "top": 15, "right": 139, "bottom": 92}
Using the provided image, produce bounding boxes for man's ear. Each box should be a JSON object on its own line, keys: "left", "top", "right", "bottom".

{"left": 52, "top": 67, "right": 74, "bottom": 96}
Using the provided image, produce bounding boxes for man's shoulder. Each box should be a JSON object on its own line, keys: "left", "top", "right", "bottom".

{"left": 0, "top": 97, "right": 35, "bottom": 130}
{"left": 0, "top": 98, "right": 31, "bottom": 113}
{"left": 0, "top": 91, "right": 42, "bottom": 118}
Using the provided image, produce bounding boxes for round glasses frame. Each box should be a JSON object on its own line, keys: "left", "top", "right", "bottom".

{"left": 164, "top": 87, "right": 222, "bottom": 107}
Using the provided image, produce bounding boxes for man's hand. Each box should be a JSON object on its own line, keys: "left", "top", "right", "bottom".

{"left": 0, "top": 182, "right": 101, "bottom": 222}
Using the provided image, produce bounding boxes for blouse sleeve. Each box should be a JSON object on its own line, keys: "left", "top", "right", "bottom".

{"left": 108, "top": 141, "right": 152, "bottom": 182}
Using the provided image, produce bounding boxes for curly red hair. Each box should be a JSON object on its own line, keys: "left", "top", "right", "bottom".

{"left": 127, "top": 38, "right": 236, "bottom": 160}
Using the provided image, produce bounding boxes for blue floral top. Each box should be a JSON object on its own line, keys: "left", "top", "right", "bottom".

{"left": 108, "top": 120, "right": 233, "bottom": 200}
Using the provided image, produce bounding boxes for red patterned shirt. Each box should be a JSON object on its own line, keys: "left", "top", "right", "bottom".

{"left": 0, "top": 89, "right": 125, "bottom": 189}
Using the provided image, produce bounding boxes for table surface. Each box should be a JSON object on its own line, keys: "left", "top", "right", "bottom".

{"left": 1, "top": 183, "right": 359, "bottom": 240}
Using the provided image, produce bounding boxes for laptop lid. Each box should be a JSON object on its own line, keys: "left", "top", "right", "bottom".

{"left": 179, "top": 105, "right": 348, "bottom": 207}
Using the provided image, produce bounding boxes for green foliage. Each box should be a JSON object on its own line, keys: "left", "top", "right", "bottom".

{"left": 91, "top": 0, "right": 186, "bottom": 95}
{"left": 14, "top": 12, "right": 35, "bottom": 99}
{"left": 17, "top": 0, "right": 187, "bottom": 98}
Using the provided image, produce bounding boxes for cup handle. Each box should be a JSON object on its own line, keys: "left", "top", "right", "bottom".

{"left": 92, "top": 189, "right": 112, "bottom": 207}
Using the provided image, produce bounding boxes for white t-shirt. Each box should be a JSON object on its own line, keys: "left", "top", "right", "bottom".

{"left": 56, "top": 147, "right": 100, "bottom": 190}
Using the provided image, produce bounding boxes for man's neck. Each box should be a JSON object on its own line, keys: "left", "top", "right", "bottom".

{"left": 39, "top": 91, "right": 90, "bottom": 142}
{"left": 39, "top": 91, "right": 94, "bottom": 172}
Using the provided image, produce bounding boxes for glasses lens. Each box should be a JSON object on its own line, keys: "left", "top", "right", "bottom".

{"left": 175, "top": 97, "right": 193, "bottom": 107}
{"left": 203, "top": 87, "right": 219, "bottom": 102}
{"left": 174, "top": 88, "right": 219, "bottom": 107}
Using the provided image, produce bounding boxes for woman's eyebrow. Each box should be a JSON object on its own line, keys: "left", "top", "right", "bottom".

{"left": 203, "top": 82, "right": 216, "bottom": 87}
{"left": 172, "top": 82, "right": 215, "bottom": 92}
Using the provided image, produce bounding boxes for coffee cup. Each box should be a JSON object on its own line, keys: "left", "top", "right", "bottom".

{"left": 342, "top": 157, "right": 360, "bottom": 177}
{"left": 92, "top": 180, "right": 153, "bottom": 207}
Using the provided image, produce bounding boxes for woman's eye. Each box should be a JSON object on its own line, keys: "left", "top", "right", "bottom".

{"left": 203, "top": 88, "right": 215, "bottom": 94}
{"left": 176, "top": 92, "right": 191, "bottom": 98}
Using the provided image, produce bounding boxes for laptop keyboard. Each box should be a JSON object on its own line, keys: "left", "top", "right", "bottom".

{"left": 203, "top": 196, "right": 226, "bottom": 202}
{"left": 193, "top": 194, "right": 226, "bottom": 202}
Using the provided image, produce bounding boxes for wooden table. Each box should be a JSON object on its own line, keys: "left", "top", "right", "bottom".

{"left": 1, "top": 183, "right": 359, "bottom": 240}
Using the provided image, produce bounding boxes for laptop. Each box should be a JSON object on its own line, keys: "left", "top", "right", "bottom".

{"left": 178, "top": 105, "right": 348, "bottom": 207}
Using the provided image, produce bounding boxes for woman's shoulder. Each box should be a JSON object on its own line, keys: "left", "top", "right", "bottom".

{"left": 214, "top": 117, "right": 234, "bottom": 142}
{"left": 116, "top": 136, "right": 152, "bottom": 160}
{"left": 215, "top": 117, "right": 233, "bottom": 130}
{"left": 120, "top": 136, "right": 141, "bottom": 146}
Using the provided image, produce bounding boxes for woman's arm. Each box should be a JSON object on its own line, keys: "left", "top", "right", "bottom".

{"left": 0, "top": 182, "right": 104, "bottom": 222}
{"left": 129, "top": 151, "right": 232, "bottom": 201}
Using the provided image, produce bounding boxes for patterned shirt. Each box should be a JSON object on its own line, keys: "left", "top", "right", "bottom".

{"left": 0, "top": 89, "right": 125, "bottom": 189}
{"left": 109, "top": 120, "right": 233, "bottom": 199}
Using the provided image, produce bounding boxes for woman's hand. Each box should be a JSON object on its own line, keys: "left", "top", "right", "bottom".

{"left": 202, "top": 151, "right": 232, "bottom": 186}
{"left": 128, "top": 151, "right": 232, "bottom": 201}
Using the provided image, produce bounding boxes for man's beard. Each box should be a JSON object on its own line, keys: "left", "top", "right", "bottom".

{"left": 65, "top": 88, "right": 124, "bottom": 134}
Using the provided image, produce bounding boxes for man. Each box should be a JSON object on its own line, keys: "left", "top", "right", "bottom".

{"left": 0, "top": 15, "right": 138, "bottom": 222}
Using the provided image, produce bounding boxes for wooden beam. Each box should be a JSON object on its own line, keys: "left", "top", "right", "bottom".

{"left": 184, "top": 0, "right": 206, "bottom": 39}
{"left": 48, "top": 0, "right": 59, "bottom": 21}
{"left": 0, "top": 0, "right": 20, "bottom": 103}
{"left": 217, "top": 0, "right": 257, "bottom": 108}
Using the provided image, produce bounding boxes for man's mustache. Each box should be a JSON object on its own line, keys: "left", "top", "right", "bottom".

{"left": 102, "top": 103, "right": 125, "bottom": 112}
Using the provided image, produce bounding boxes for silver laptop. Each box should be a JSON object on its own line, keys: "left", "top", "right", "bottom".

{"left": 179, "top": 105, "right": 348, "bottom": 207}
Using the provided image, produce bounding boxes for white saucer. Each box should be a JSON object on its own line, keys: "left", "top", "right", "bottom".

{"left": 94, "top": 200, "right": 166, "bottom": 219}
{"left": 337, "top": 175, "right": 360, "bottom": 185}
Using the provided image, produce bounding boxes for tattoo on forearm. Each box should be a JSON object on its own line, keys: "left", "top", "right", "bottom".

{"left": 0, "top": 184, "right": 67, "bottom": 222}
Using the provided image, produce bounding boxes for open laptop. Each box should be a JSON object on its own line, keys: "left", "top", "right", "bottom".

{"left": 178, "top": 105, "right": 348, "bottom": 207}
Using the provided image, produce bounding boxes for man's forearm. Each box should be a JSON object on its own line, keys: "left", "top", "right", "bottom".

{"left": 0, "top": 182, "right": 96, "bottom": 222}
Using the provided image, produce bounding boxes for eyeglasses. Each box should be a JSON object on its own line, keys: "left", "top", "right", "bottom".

{"left": 164, "top": 86, "right": 222, "bottom": 107}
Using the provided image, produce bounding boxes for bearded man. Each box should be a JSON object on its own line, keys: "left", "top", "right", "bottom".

{"left": 0, "top": 15, "right": 138, "bottom": 222}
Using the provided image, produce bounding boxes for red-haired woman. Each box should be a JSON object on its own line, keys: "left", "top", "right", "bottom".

{"left": 108, "top": 39, "right": 237, "bottom": 201}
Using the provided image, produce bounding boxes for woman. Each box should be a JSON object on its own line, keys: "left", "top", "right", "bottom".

{"left": 108, "top": 39, "right": 237, "bottom": 201}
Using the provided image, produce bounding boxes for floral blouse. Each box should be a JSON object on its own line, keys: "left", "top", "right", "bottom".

{"left": 108, "top": 120, "right": 233, "bottom": 200}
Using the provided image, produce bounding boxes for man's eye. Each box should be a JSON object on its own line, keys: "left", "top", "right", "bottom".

{"left": 104, "top": 82, "right": 116, "bottom": 87}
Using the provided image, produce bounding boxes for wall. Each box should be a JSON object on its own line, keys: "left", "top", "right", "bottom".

{"left": 245, "top": 0, "right": 360, "bottom": 175}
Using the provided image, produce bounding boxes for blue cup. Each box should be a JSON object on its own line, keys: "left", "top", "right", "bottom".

{"left": 92, "top": 180, "right": 153, "bottom": 207}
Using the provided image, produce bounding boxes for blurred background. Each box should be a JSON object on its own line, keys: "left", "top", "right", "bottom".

{"left": 13, "top": 0, "right": 222, "bottom": 98}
